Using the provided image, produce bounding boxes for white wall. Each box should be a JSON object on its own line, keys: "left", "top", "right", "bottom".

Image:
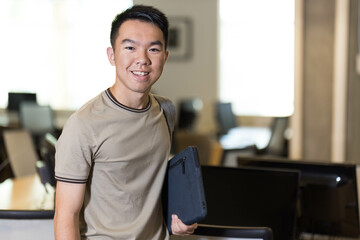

{"left": 134, "top": 0, "right": 219, "bottom": 133}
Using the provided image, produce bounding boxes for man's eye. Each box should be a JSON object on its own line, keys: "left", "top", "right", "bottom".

{"left": 125, "top": 46, "right": 135, "bottom": 50}
{"left": 149, "top": 48, "right": 160, "bottom": 52}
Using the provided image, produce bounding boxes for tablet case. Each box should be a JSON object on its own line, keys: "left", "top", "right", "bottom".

{"left": 162, "top": 146, "right": 207, "bottom": 234}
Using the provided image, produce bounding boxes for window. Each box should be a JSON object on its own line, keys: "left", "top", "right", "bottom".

{"left": 219, "top": 0, "right": 294, "bottom": 116}
{"left": 0, "top": 0, "right": 132, "bottom": 110}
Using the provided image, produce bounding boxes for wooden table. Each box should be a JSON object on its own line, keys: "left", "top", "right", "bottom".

{"left": 0, "top": 174, "right": 54, "bottom": 210}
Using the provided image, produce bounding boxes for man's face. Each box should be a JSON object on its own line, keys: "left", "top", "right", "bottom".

{"left": 107, "top": 20, "right": 168, "bottom": 95}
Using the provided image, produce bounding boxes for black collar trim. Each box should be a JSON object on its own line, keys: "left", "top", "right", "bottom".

{"left": 105, "top": 88, "right": 151, "bottom": 113}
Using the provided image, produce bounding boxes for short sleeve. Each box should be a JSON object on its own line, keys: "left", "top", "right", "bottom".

{"left": 55, "top": 113, "right": 94, "bottom": 183}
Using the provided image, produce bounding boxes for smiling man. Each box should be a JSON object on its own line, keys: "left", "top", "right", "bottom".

{"left": 53, "top": 5, "right": 197, "bottom": 240}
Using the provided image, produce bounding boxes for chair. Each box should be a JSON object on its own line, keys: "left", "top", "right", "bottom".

{"left": 220, "top": 144, "right": 257, "bottom": 167}
{"left": 3, "top": 129, "right": 38, "bottom": 177}
{"left": 177, "top": 98, "right": 203, "bottom": 131}
{"left": 35, "top": 159, "right": 56, "bottom": 188}
{"left": 170, "top": 224, "right": 273, "bottom": 240}
{"left": 7, "top": 92, "right": 37, "bottom": 112}
{"left": 0, "top": 210, "right": 54, "bottom": 240}
{"left": 19, "top": 102, "right": 55, "bottom": 138}
{"left": 215, "top": 102, "right": 238, "bottom": 136}
{"left": 255, "top": 117, "right": 289, "bottom": 157}
{"left": 37, "top": 133, "right": 58, "bottom": 188}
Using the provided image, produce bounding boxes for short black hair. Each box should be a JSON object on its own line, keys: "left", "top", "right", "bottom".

{"left": 110, "top": 5, "right": 169, "bottom": 49}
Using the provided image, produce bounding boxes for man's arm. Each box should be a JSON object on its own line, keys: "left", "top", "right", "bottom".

{"left": 54, "top": 181, "right": 86, "bottom": 240}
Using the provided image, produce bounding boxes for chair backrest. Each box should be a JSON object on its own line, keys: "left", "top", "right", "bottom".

{"left": 36, "top": 132, "right": 58, "bottom": 188}
{"left": 265, "top": 117, "right": 289, "bottom": 156}
{"left": 7, "top": 92, "right": 37, "bottom": 112}
{"left": 177, "top": 98, "right": 203, "bottom": 131}
{"left": 19, "top": 102, "right": 54, "bottom": 137}
{"left": 215, "top": 102, "right": 238, "bottom": 136}
{"left": 3, "top": 130, "right": 38, "bottom": 177}
{"left": 170, "top": 224, "right": 273, "bottom": 240}
{"left": 35, "top": 160, "right": 56, "bottom": 187}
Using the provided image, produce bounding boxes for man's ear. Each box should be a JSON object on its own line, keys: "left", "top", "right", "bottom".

{"left": 164, "top": 50, "right": 169, "bottom": 63}
{"left": 107, "top": 47, "right": 115, "bottom": 66}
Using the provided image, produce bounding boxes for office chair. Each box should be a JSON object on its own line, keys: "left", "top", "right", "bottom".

{"left": 0, "top": 127, "right": 14, "bottom": 181}
{"left": 37, "top": 132, "right": 57, "bottom": 188}
{"left": 215, "top": 102, "right": 238, "bottom": 136}
{"left": 0, "top": 210, "right": 54, "bottom": 240}
{"left": 19, "top": 102, "right": 56, "bottom": 155}
{"left": 35, "top": 159, "right": 56, "bottom": 189}
{"left": 220, "top": 144, "right": 257, "bottom": 167}
{"left": 7, "top": 92, "right": 37, "bottom": 112}
{"left": 177, "top": 98, "right": 203, "bottom": 131}
{"left": 170, "top": 224, "right": 273, "bottom": 240}
{"left": 3, "top": 129, "right": 38, "bottom": 177}
{"left": 255, "top": 117, "right": 289, "bottom": 157}
{"left": 19, "top": 102, "right": 55, "bottom": 137}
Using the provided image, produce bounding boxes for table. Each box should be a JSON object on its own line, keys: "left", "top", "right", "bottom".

{"left": 0, "top": 174, "right": 54, "bottom": 210}
{"left": 219, "top": 127, "right": 271, "bottom": 166}
{"left": 219, "top": 126, "right": 271, "bottom": 150}
{"left": 0, "top": 174, "right": 55, "bottom": 239}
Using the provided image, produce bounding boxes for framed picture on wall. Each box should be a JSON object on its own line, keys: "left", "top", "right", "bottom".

{"left": 167, "top": 17, "right": 192, "bottom": 61}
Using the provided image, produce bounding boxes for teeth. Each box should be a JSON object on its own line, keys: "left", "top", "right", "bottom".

{"left": 132, "top": 71, "right": 149, "bottom": 76}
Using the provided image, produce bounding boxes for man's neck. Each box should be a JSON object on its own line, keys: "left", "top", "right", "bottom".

{"left": 109, "top": 85, "right": 150, "bottom": 110}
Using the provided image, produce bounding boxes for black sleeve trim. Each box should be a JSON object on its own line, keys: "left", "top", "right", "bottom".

{"left": 55, "top": 175, "right": 87, "bottom": 184}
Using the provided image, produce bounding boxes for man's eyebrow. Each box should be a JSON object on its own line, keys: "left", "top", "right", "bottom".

{"left": 121, "top": 39, "right": 136, "bottom": 45}
{"left": 121, "top": 39, "right": 163, "bottom": 47}
{"left": 150, "top": 40, "right": 163, "bottom": 47}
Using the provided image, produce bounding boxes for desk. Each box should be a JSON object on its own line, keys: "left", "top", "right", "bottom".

{"left": 0, "top": 174, "right": 54, "bottom": 240}
{"left": 220, "top": 127, "right": 271, "bottom": 150}
{"left": 219, "top": 127, "right": 271, "bottom": 166}
{"left": 0, "top": 174, "right": 55, "bottom": 240}
{"left": 0, "top": 174, "right": 54, "bottom": 210}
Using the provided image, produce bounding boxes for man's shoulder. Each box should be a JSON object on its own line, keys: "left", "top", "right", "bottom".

{"left": 152, "top": 94, "right": 176, "bottom": 133}
{"left": 74, "top": 92, "right": 105, "bottom": 116}
{"left": 66, "top": 92, "right": 105, "bottom": 127}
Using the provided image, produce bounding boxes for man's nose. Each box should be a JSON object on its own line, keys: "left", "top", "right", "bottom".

{"left": 136, "top": 50, "right": 151, "bottom": 65}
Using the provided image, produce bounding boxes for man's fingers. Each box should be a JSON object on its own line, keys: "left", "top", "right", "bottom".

{"left": 171, "top": 214, "right": 198, "bottom": 236}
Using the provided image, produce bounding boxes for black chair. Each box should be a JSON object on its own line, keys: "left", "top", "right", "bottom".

{"left": 215, "top": 102, "right": 238, "bottom": 136}
{"left": 177, "top": 98, "right": 203, "bottom": 131}
{"left": 220, "top": 144, "right": 257, "bottom": 166}
{"left": 35, "top": 159, "right": 56, "bottom": 188}
{"left": 171, "top": 224, "right": 273, "bottom": 240}
{"left": 7, "top": 92, "right": 37, "bottom": 112}
{"left": 255, "top": 117, "right": 289, "bottom": 157}
{"left": 37, "top": 132, "right": 57, "bottom": 188}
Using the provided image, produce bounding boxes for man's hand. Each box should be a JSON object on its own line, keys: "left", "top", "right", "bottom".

{"left": 171, "top": 214, "right": 198, "bottom": 236}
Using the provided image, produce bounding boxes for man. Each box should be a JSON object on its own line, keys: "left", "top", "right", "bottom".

{"left": 54, "top": 5, "right": 197, "bottom": 239}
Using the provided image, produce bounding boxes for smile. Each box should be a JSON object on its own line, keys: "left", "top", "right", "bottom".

{"left": 132, "top": 71, "right": 149, "bottom": 76}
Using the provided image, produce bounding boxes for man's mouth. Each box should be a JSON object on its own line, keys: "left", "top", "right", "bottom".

{"left": 132, "top": 71, "right": 149, "bottom": 76}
